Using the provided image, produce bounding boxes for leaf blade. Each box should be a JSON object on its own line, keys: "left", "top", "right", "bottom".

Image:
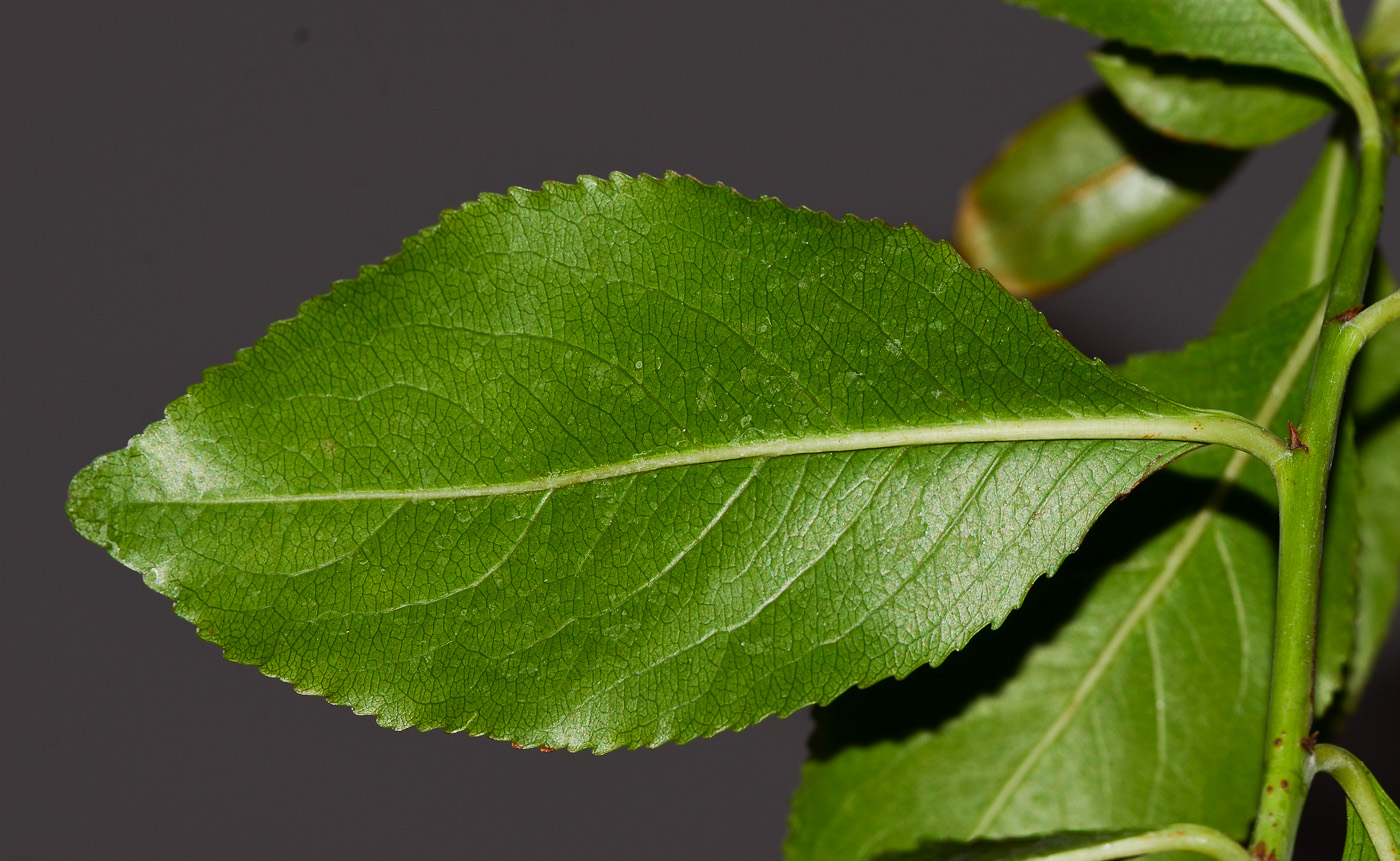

{"left": 787, "top": 136, "right": 1357, "bottom": 859}
{"left": 954, "top": 91, "right": 1241, "bottom": 296}
{"left": 71, "top": 173, "right": 1213, "bottom": 751}
{"left": 1006, "top": 0, "right": 1361, "bottom": 92}
{"left": 785, "top": 291, "right": 1322, "bottom": 861}
{"left": 1090, "top": 45, "right": 1335, "bottom": 149}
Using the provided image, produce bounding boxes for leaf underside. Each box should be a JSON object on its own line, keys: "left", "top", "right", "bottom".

{"left": 786, "top": 291, "right": 1322, "bottom": 861}
{"left": 1007, "top": 0, "right": 1360, "bottom": 90}
{"left": 787, "top": 135, "right": 1358, "bottom": 860}
{"left": 69, "top": 173, "right": 1201, "bottom": 752}
{"left": 1090, "top": 45, "right": 1334, "bottom": 149}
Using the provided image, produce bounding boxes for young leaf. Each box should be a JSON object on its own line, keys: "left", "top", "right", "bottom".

{"left": 1341, "top": 260, "right": 1400, "bottom": 711}
{"left": 785, "top": 289, "right": 1323, "bottom": 861}
{"left": 1212, "top": 129, "right": 1355, "bottom": 334}
{"left": 1090, "top": 45, "right": 1335, "bottom": 149}
{"left": 1361, "top": 0, "right": 1400, "bottom": 66}
{"left": 69, "top": 173, "right": 1251, "bottom": 753}
{"left": 955, "top": 91, "right": 1241, "bottom": 296}
{"left": 1316, "top": 418, "right": 1360, "bottom": 714}
{"left": 1006, "top": 0, "right": 1362, "bottom": 95}
{"left": 1211, "top": 130, "right": 1362, "bottom": 716}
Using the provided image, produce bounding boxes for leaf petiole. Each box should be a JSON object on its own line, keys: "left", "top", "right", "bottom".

{"left": 1315, "top": 744, "right": 1400, "bottom": 859}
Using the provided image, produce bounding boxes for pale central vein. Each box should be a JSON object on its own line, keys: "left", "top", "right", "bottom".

{"left": 967, "top": 300, "right": 1327, "bottom": 838}
{"left": 145, "top": 415, "right": 1260, "bottom": 506}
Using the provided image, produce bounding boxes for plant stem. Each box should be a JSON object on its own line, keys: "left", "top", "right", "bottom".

{"left": 1329, "top": 92, "right": 1388, "bottom": 316}
{"left": 1315, "top": 744, "right": 1400, "bottom": 859}
{"left": 1248, "top": 93, "right": 1388, "bottom": 861}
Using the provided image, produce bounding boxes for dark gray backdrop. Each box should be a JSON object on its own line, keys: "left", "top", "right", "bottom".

{"left": 5, "top": 1, "right": 1399, "bottom": 858}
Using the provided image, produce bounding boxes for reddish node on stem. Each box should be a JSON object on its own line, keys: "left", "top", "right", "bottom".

{"left": 1287, "top": 422, "right": 1310, "bottom": 453}
{"left": 1302, "top": 731, "right": 1319, "bottom": 754}
{"left": 1331, "top": 305, "right": 1364, "bottom": 323}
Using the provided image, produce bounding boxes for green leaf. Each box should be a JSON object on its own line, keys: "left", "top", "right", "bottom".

{"left": 787, "top": 129, "right": 1367, "bottom": 861}
{"left": 1342, "top": 259, "right": 1400, "bottom": 711}
{"left": 870, "top": 826, "right": 1253, "bottom": 861}
{"left": 1317, "top": 416, "right": 1360, "bottom": 715}
{"left": 1339, "top": 767, "right": 1400, "bottom": 861}
{"left": 69, "top": 173, "right": 1234, "bottom": 753}
{"left": 1212, "top": 129, "right": 1355, "bottom": 334}
{"left": 1007, "top": 0, "right": 1362, "bottom": 94}
{"left": 955, "top": 91, "right": 1241, "bottom": 296}
{"left": 1089, "top": 45, "right": 1335, "bottom": 149}
{"left": 785, "top": 289, "right": 1322, "bottom": 861}
{"left": 1361, "top": 0, "right": 1400, "bottom": 65}
{"left": 873, "top": 832, "right": 1132, "bottom": 861}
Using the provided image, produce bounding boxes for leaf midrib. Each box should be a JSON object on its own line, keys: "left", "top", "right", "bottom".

{"left": 128, "top": 415, "right": 1256, "bottom": 505}
{"left": 1255, "top": 0, "right": 1362, "bottom": 102}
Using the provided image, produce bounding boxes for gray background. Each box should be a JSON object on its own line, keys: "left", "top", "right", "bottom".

{"left": 4, "top": 1, "right": 1399, "bottom": 857}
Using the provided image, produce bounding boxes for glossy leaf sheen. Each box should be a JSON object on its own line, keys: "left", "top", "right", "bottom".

{"left": 1090, "top": 46, "right": 1334, "bottom": 149}
{"left": 1008, "top": 0, "right": 1361, "bottom": 91}
{"left": 955, "top": 92, "right": 1240, "bottom": 296}
{"left": 68, "top": 173, "right": 1200, "bottom": 752}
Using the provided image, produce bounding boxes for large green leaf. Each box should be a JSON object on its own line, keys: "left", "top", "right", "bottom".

{"left": 1006, "top": 0, "right": 1362, "bottom": 94}
{"left": 1089, "top": 45, "right": 1335, "bottom": 149}
{"left": 785, "top": 290, "right": 1320, "bottom": 861}
{"left": 68, "top": 173, "right": 1243, "bottom": 753}
{"left": 787, "top": 138, "right": 1357, "bottom": 860}
{"left": 955, "top": 91, "right": 1241, "bottom": 296}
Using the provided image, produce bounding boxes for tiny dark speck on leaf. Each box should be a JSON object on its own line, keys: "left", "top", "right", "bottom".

{"left": 292, "top": 26, "right": 311, "bottom": 45}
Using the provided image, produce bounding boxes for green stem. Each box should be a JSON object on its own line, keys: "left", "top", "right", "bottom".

{"left": 1350, "top": 285, "right": 1400, "bottom": 339}
{"left": 1316, "top": 744, "right": 1400, "bottom": 860}
{"left": 1248, "top": 88, "right": 1388, "bottom": 861}
{"left": 1329, "top": 92, "right": 1388, "bottom": 316}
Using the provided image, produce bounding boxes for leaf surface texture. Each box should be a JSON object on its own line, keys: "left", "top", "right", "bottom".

{"left": 787, "top": 138, "right": 1357, "bottom": 860}
{"left": 1090, "top": 46, "right": 1334, "bottom": 149}
{"left": 1007, "top": 0, "right": 1361, "bottom": 92}
{"left": 69, "top": 173, "right": 1204, "bottom": 751}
